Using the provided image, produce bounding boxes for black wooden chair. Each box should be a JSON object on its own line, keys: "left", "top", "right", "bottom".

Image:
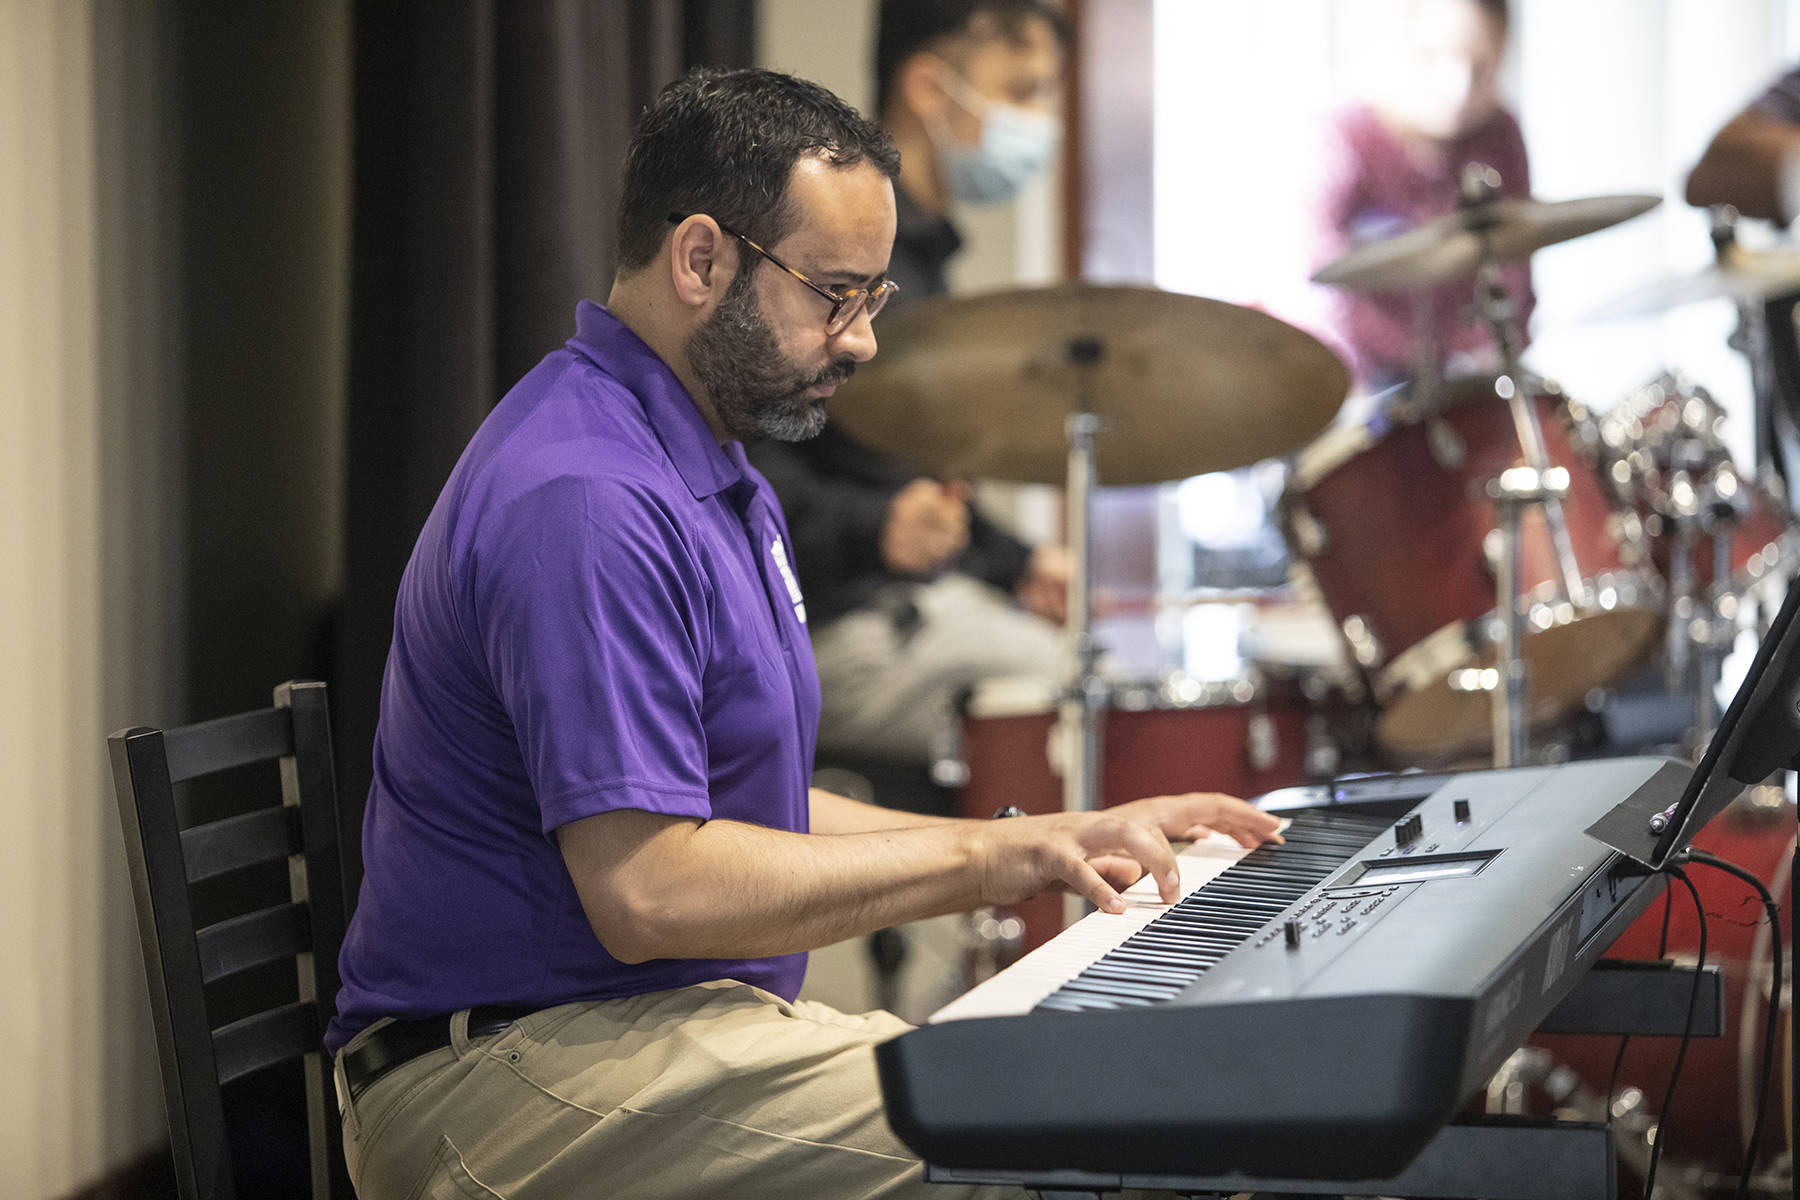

{"left": 109, "top": 680, "right": 353, "bottom": 1200}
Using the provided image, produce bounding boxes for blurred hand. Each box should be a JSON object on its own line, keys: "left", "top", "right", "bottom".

{"left": 1014, "top": 543, "right": 1070, "bottom": 624}
{"left": 882, "top": 478, "right": 971, "bottom": 575}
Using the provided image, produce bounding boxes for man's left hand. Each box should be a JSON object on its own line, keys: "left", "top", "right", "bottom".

{"left": 1015, "top": 543, "right": 1070, "bottom": 624}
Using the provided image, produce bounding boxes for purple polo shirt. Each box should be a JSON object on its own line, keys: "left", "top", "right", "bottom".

{"left": 327, "top": 301, "right": 821, "bottom": 1054}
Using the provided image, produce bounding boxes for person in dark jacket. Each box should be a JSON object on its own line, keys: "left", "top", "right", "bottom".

{"left": 748, "top": 0, "right": 1069, "bottom": 767}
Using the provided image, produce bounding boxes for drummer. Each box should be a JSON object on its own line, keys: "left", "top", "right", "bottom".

{"left": 1686, "top": 64, "right": 1800, "bottom": 486}
{"left": 1293, "top": 0, "right": 1536, "bottom": 395}
{"left": 747, "top": 0, "right": 1071, "bottom": 789}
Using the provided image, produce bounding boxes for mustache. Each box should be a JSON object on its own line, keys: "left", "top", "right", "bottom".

{"left": 805, "top": 358, "right": 857, "bottom": 390}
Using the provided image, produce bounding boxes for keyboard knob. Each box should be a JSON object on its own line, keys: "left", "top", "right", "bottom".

{"left": 1453, "top": 798, "right": 1471, "bottom": 823}
{"left": 1283, "top": 919, "right": 1301, "bottom": 948}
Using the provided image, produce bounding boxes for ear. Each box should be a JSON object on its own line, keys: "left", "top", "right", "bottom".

{"left": 895, "top": 52, "right": 955, "bottom": 124}
{"left": 668, "top": 215, "right": 737, "bottom": 310}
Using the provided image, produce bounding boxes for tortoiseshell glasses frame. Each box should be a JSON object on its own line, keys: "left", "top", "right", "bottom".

{"left": 668, "top": 212, "right": 898, "bottom": 335}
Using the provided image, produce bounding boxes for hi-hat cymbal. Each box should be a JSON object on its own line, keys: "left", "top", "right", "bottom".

{"left": 825, "top": 285, "right": 1349, "bottom": 486}
{"left": 1584, "top": 244, "right": 1800, "bottom": 320}
{"left": 1313, "top": 194, "right": 1662, "bottom": 293}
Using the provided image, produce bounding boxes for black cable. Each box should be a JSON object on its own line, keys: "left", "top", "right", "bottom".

{"left": 1643, "top": 866, "right": 1707, "bottom": 1200}
{"left": 1657, "top": 885, "right": 1674, "bottom": 957}
{"left": 1683, "top": 847, "right": 1785, "bottom": 1200}
{"left": 1606, "top": 883, "right": 1677, "bottom": 1132}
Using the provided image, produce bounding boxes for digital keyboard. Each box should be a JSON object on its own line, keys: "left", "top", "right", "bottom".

{"left": 931, "top": 809, "right": 1389, "bottom": 1022}
{"left": 875, "top": 757, "right": 1679, "bottom": 1182}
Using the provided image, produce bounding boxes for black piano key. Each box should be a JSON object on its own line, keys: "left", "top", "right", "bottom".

{"left": 1034, "top": 808, "right": 1386, "bottom": 1014}
{"left": 1082, "top": 965, "right": 1199, "bottom": 987}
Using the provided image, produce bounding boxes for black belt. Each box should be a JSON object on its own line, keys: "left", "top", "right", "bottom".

{"left": 341, "top": 1004, "right": 543, "bottom": 1102}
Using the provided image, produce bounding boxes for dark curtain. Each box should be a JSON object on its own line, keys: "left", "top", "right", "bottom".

{"left": 337, "top": 0, "right": 756, "bottom": 889}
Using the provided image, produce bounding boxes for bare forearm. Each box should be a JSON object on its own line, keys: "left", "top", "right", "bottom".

{"left": 809, "top": 787, "right": 960, "bottom": 834}
{"left": 1687, "top": 112, "right": 1800, "bottom": 219}
{"left": 564, "top": 811, "right": 986, "bottom": 962}
{"left": 558, "top": 792, "right": 1280, "bottom": 968}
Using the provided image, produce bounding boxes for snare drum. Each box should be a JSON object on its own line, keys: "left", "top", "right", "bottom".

{"left": 957, "top": 674, "right": 1317, "bottom": 819}
{"left": 1283, "top": 378, "right": 1664, "bottom": 763}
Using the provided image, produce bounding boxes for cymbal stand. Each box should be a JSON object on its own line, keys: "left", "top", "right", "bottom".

{"left": 1060, "top": 337, "right": 1106, "bottom": 924}
{"left": 1462, "top": 166, "right": 1588, "bottom": 608}
{"left": 1460, "top": 165, "right": 1583, "bottom": 767}
{"left": 1487, "top": 467, "right": 1567, "bottom": 767}
{"left": 1665, "top": 498, "right": 1697, "bottom": 697}
{"left": 1689, "top": 488, "right": 1740, "bottom": 756}
{"left": 1694, "top": 522, "right": 1733, "bottom": 750}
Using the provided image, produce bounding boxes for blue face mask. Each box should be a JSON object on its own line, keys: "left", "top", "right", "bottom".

{"left": 926, "top": 63, "right": 1061, "bottom": 205}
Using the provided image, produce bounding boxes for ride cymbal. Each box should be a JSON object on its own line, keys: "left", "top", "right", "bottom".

{"left": 826, "top": 284, "right": 1349, "bottom": 486}
{"left": 1313, "top": 194, "right": 1662, "bottom": 293}
{"left": 1584, "top": 243, "right": 1800, "bottom": 320}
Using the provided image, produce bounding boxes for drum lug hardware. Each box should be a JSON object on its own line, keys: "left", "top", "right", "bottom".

{"left": 1246, "top": 711, "right": 1278, "bottom": 772}
{"left": 1340, "top": 615, "right": 1383, "bottom": 668}
{"left": 1427, "top": 417, "right": 1466, "bottom": 471}
{"left": 1286, "top": 499, "right": 1329, "bottom": 557}
{"left": 1304, "top": 713, "right": 1340, "bottom": 778}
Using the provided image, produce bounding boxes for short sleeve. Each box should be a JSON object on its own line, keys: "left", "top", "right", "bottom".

{"left": 470, "top": 472, "right": 714, "bottom": 834}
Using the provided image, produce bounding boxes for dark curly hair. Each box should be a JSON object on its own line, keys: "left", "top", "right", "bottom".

{"left": 616, "top": 67, "right": 901, "bottom": 274}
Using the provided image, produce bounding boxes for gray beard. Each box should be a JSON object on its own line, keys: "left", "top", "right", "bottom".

{"left": 686, "top": 268, "right": 853, "bottom": 443}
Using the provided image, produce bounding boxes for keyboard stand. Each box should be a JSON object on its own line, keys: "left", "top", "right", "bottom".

{"left": 923, "top": 1115, "right": 1616, "bottom": 1199}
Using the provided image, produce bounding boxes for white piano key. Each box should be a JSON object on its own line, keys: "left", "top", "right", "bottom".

{"left": 929, "top": 825, "right": 1288, "bottom": 1024}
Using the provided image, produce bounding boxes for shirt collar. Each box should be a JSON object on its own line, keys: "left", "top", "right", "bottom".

{"left": 568, "top": 299, "right": 744, "bottom": 500}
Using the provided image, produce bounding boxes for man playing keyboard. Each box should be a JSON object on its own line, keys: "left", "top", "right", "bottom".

{"left": 326, "top": 66, "right": 1281, "bottom": 1200}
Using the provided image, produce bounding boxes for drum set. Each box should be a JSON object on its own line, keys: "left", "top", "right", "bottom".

{"left": 829, "top": 174, "right": 1799, "bottom": 1188}
{"left": 831, "top": 169, "right": 1800, "bottom": 823}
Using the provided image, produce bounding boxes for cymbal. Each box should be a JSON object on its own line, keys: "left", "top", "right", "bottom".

{"left": 826, "top": 284, "right": 1350, "bottom": 486}
{"left": 1584, "top": 244, "right": 1800, "bottom": 320}
{"left": 1313, "top": 194, "right": 1662, "bottom": 293}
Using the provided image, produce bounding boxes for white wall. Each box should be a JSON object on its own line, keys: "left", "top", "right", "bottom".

{"left": 1153, "top": 0, "right": 1800, "bottom": 472}
{"left": 0, "top": 1, "right": 179, "bottom": 1194}
{"left": 1519, "top": 0, "right": 1797, "bottom": 472}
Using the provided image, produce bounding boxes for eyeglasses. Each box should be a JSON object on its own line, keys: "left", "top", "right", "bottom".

{"left": 667, "top": 212, "right": 898, "bottom": 336}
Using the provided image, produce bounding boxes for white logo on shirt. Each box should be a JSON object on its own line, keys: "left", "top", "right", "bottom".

{"left": 770, "top": 536, "right": 807, "bottom": 625}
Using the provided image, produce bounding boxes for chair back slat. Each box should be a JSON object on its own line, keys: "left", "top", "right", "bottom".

{"left": 181, "top": 806, "right": 302, "bottom": 883}
{"left": 162, "top": 706, "right": 292, "bottom": 783}
{"left": 110, "top": 679, "right": 352, "bottom": 1200}
{"left": 196, "top": 902, "right": 313, "bottom": 985}
{"left": 212, "top": 1000, "right": 317, "bottom": 1085}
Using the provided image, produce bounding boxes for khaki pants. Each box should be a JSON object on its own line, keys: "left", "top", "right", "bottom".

{"left": 334, "top": 980, "right": 1030, "bottom": 1200}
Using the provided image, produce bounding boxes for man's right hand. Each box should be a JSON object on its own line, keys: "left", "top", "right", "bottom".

{"left": 882, "top": 478, "right": 971, "bottom": 575}
{"left": 964, "top": 792, "right": 1283, "bottom": 916}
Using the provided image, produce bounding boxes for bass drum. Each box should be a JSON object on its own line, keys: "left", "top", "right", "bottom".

{"left": 957, "top": 673, "right": 1320, "bottom": 950}
{"left": 1283, "top": 378, "right": 1664, "bottom": 764}
{"left": 1532, "top": 795, "right": 1795, "bottom": 1185}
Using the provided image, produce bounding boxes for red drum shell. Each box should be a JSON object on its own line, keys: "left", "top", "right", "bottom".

{"left": 1290, "top": 389, "right": 1662, "bottom": 763}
